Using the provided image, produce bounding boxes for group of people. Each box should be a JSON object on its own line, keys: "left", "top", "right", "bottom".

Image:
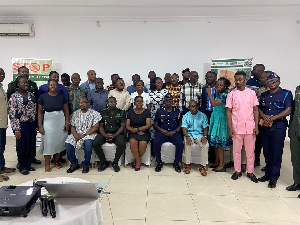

{"left": 0, "top": 65, "right": 299, "bottom": 198}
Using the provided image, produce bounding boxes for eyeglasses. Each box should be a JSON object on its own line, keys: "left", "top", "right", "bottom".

{"left": 189, "top": 105, "right": 198, "bottom": 108}
{"left": 267, "top": 79, "right": 279, "bottom": 84}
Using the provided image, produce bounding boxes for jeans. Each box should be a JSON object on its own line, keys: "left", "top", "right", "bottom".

{"left": 66, "top": 139, "right": 93, "bottom": 167}
{"left": 0, "top": 128, "right": 6, "bottom": 171}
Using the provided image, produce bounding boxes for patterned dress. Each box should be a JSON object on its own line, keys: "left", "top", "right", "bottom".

{"left": 149, "top": 89, "right": 169, "bottom": 139}
{"left": 207, "top": 93, "right": 232, "bottom": 149}
{"left": 67, "top": 85, "right": 87, "bottom": 115}
{"left": 166, "top": 84, "right": 182, "bottom": 108}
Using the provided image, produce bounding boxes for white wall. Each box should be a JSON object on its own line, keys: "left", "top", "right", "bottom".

{"left": 1, "top": 18, "right": 300, "bottom": 135}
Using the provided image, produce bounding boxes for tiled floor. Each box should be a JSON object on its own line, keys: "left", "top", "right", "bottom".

{"left": 1, "top": 137, "right": 300, "bottom": 225}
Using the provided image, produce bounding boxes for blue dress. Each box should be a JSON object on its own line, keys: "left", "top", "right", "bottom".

{"left": 207, "top": 93, "right": 232, "bottom": 149}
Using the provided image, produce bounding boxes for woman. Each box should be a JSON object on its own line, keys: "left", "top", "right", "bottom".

{"left": 8, "top": 76, "right": 37, "bottom": 175}
{"left": 130, "top": 80, "right": 150, "bottom": 110}
{"left": 38, "top": 79, "right": 70, "bottom": 172}
{"left": 206, "top": 77, "right": 232, "bottom": 172}
{"left": 126, "top": 96, "right": 151, "bottom": 171}
{"left": 165, "top": 73, "right": 182, "bottom": 108}
{"left": 149, "top": 77, "right": 169, "bottom": 139}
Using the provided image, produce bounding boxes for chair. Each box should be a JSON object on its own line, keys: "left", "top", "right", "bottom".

{"left": 161, "top": 142, "right": 176, "bottom": 163}
{"left": 181, "top": 144, "right": 202, "bottom": 167}
{"left": 124, "top": 142, "right": 151, "bottom": 167}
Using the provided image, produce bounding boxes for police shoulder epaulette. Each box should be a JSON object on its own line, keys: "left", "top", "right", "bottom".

{"left": 100, "top": 108, "right": 107, "bottom": 112}
{"left": 9, "top": 80, "right": 16, "bottom": 84}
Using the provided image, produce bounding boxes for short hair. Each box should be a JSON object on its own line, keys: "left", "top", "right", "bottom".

{"left": 111, "top": 73, "right": 119, "bottom": 80}
{"left": 206, "top": 71, "right": 217, "bottom": 76}
{"left": 61, "top": 73, "right": 70, "bottom": 79}
{"left": 106, "top": 96, "right": 116, "bottom": 103}
{"left": 16, "top": 76, "right": 26, "bottom": 87}
{"left": 135, "top": 80, "right": 144, "bottom": 87}
{"left": 115, "top": 77, "right": 123, "bottom": 83}
{"left": 95, "top": 77, "right": 103, "bottom": 81}
{"left": 18, "top": 66, "right": 28, "bottom": 73}
{"left": 48, "top": 78, "right": 58, "bottom": 85}
{"left": 235, "top": 71, "right": 246, "bottom": 76}
{"left": 218, "top": 77, "right": 231, "bottom": 89}
{"left": 255, "top": 64, "right": 265, "bottom": 70}
{"left": 49, "top": 71, "right": 59, "bottom": 77}
{"left": 263, "top": 70, "right": 272, "bottom": 76}
{"left": 134, "top": 95, "right": 143, "bottom": 102}
{"left": 182, "top": 68, "right": 190, "bottom": 74}
{"left": 132, "top": 74, "right": 140, "bottom": 78}
{"left": 189, "top": 100, "right": 198, "bottom": 106}
{"left": 153, "top": 77, "right": 162, "bottom": 84}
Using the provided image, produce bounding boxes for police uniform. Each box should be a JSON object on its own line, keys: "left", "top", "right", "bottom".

{"left": 153, "top": 106, "right": 183, "bottom": 164}
{"left": 289, "top": 85, "right": 300, "bottom": 185}
{"left": 259, "top": 78, "right": 293, "bottom": 181}
{"left": 93, "top": 108, "right": 127, "bottom": 165}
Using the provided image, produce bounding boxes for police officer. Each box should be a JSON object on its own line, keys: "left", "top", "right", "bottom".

{"left": 93, "top": 96, "right": 127, "bottom": 172}
{"left": 257, "top": 72, "right": 293, "bottom": 188}
{"left": 153, "top": 93, "right": 183, "bottom": 173}
{"left": 286, "top": 85, "right": 300, "bottom": 197}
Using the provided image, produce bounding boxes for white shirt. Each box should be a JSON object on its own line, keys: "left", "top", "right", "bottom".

{"left": 130, "top": 91, "right": 150, "bottom": 109}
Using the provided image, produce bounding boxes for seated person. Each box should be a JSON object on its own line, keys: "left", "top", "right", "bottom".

{"left": 182, "top": 100, "right": 209, "bottom": 176}
{"left": 65, "top": 97, "right": 101, "bottom": 173}
{"left": 126, "top": 96, "right": 151, "bottom": 171}
{"left": 93, "top": 97, "right": 127, "bottom": 172}
{"left": 153, "top": 93, "right": 183, "bottom": 173}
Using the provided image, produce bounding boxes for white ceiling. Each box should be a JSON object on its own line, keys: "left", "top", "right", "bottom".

{"left": 0, "top": 0, "right": 300, "bottom": 19}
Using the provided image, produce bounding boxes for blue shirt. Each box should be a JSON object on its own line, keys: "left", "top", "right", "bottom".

{"left": 127, "top": 85, "right": 148, "bottom": 94}
{"left": 80, "top": 80, "right": 95, "bottom": 93}
{"left": 154, "top": 107, "right": 182, "bottom": 132}
{"left": 87, "top": 89, "right": 109, "bottom": 112}
{"left": 38, "top": 83, "right": 69, "bottom": 102}
{"left": 182, "top": 111, "right": 209, "bottom": 139}
{"left": 246, "top": 77, "right": 261, "bottom": 90}
{"left": 201, "top": 85, "right": 216, "bottom": 112}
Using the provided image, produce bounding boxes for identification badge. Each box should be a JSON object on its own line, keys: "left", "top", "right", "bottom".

{"left": 105, "top": 120, "right": 107, "bottom": 125}
{"left": 161, "top": 119, "right": 163, "bottom": 122}
{"left": 262, "top": 102, "right": 265, "bottom": 106}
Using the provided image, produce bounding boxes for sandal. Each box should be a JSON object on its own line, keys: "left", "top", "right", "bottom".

{"left": 0, "top": 175, "right": 9, "bottom": 181}
{"left": 45, "top": 166, "right": 52, "bottom": 172}
{"left": 0, "top": 167, "right": 16, "bottom": 173}
{"left": 55, "top": 163, "right": 63, "bottom": 169}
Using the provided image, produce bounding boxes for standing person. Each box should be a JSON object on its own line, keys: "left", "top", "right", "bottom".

{"left": 93, "top": 97, "right": 127, "bottom": 172}
{"left": 207, "top": 77, "right": 232, "bottom": 172}
{"left": 163, "top": 73, "right": 171, "bottom": 88}
{"left": 179, "top": 71, "right": 202, "bottom": 115}
{"left": 80, "top": 70, "right": 96, "bottom": 93}
{"left": 106, "top": 74, "right": 120, "bottom": 91}
{"left": 149, "top": 77, "right": 169, "bottom": 140}
{"left": 88, "top": 78, "right": 109, "bottom": 112}
{"left": 165, "top": 73, "right": 182, "bottom": 108}
{"left": 61, "top": 73, "right": 71, "bottom": 87}
{"left": 0, "top": 68, "right": 14, "bottom": 181}
{"left": 8, "top": 76, "right": 37, "bottom": 175}
{"left": 127, "top": 74, "right": 148, "bottom": 94}
{"left": 246, "top": 64, "right": 265, "bottom": 91}
{"left": 287, "top": 84, "right": 300, "bottom": 197}
{"left": 130, "top": 80, "right": 150, "bottom": 110}
{"left": 202, "top": 71, "right": 217, "bottom": 165}
{"left": 38, "top": 79, "right": 70, "bottom": 172}
{"left": 65, "top": 97, "right": 101, "bottom": 174}
{"left": 226, "top": 71, "right": 259, "bottom": 183}
{"left": 145, "top": 71, "right": 156, "bottom": 91}
{"left": 126, "top": 96, "right": 151, "bottom": 171}
{"left": 179, "top": 68, "right": 190, "bottom": 85}
{"left": 108, "top": 78, "right": 131, "bottom": 111}
{"left": 7, "top": 66, "right": 40, "bottom": 165}
{"left": 67, "top": 73, "right": 87, "bottom": 115}
{"left": 258, "top": 72, "right": 293, "bottom": 188}
{"left": 153, "top": 94, "right": 183, "bottom": 173}
{"left": 182, "top": 100, "right": 209, "bottom": 176}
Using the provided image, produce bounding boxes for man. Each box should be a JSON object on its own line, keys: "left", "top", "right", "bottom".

{"left": 127, "top": 74, "right": 148, "bottom": 94}
{"left": 226, "top": 71, "right": 259, "bottom": 183}
{"left": 163, "top": 73, "right": 171, "bottom": 89}
{"left": 182, "top": 100, "right": 209, "bottom": 176}
{"left": 38, "top": 71, "right": 69, "bottom": 101}
{"left": 145, "top": 71, "right": 156, "bottom": 91}
{"left": 0, "top": 68, "right": 15, "bottom": 181}
{"left": 108, "top": 78, "right": 131, "bottom": 111}
{"left": 6, "top": 66, "right": 40, "bottom": 165}
{"left": 246, "top": 64, "right": 265, "bottom": 91}
{"left": 201, "top": 71, "right": 217, "bottom": 164}
{"left": 65, "top": 97, "right": 101, "bottom": 173}
{"left": 61, "top": 73, "right": 71, "bottom": 87}
{"left": 153, "top": 93, "right": 183, "bottom": 173}
{"left": 179, "top": 71, "right": 202, "bottom": 115}
{"left": 93, "top": 97, "right": 127, "bottom": 172}
{"left": 80, "top": 70, "right": 96, "bottom": 93}
{"left": 258, "top": 72, "right": 292, "bottom": 188}
{"left": 106, "top": 74, "right": 119, "bottom": 91}
{"left": 179, "top": 68, "right": 190, "bottom": 85}
{"left": 67, "top": 73, "right": 87, "bottom": 115}
{"left": 88, "top": 78, "right": 109, "bottom": 112}
{"left": 287, "top": 84, "right": 300, "bottom": 197}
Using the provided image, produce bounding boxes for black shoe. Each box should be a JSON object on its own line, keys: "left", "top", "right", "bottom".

{"left": 32, "top": 158, "right": 42, "bottom": 164}
{"left": 258, "top": 175, "right": 270, "bottom": 182}
{"left": 59, "top": 156, "right": 66, "bottom": 163}
{"left": 173, "top": 162, "right": 181, "bottom": 173}
{"left": 286, "top": 183, "right": 300, "bottom": 191}
{"left": 231, "top": 172, "right": 242, "bottom": 180}
{"left": 112, "top": 163, "right": 120, "bottom": 172}
{"left": 67, "top": 164, "right": 80, "bottom": 173}
{"left": 155, "top": 161, "right": 163, "bottom": 172}
{"left": 82, "top": 167, "right": 89, "bottom": 173}
{"left": 29, "top": 167, "right": 36, "bottom": 171}
{"left": 241, "top": 164, "right": 246, "bottom": 173}
{"left": 225, "top": 161, "right": 234, "bottom": 168}
{"left": 261, "top": 166, "right": 266, "bottom": 171}
{"left": 268, "top": 180, "right": 277, "bottom": 188}
{"left": 247, "top": 173, "right": 258, "bottom": 183}
{"left": 298, "top": 194, "right": 300, "bottom": 198}
{"left": 215, "top": 167, "right": 226, "bottom": 172}
{"left": 254, "top": 161, "right": 260, "bottom": 167}
{"left": 98, "top": 161, "right": 109, "bottom": 172}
